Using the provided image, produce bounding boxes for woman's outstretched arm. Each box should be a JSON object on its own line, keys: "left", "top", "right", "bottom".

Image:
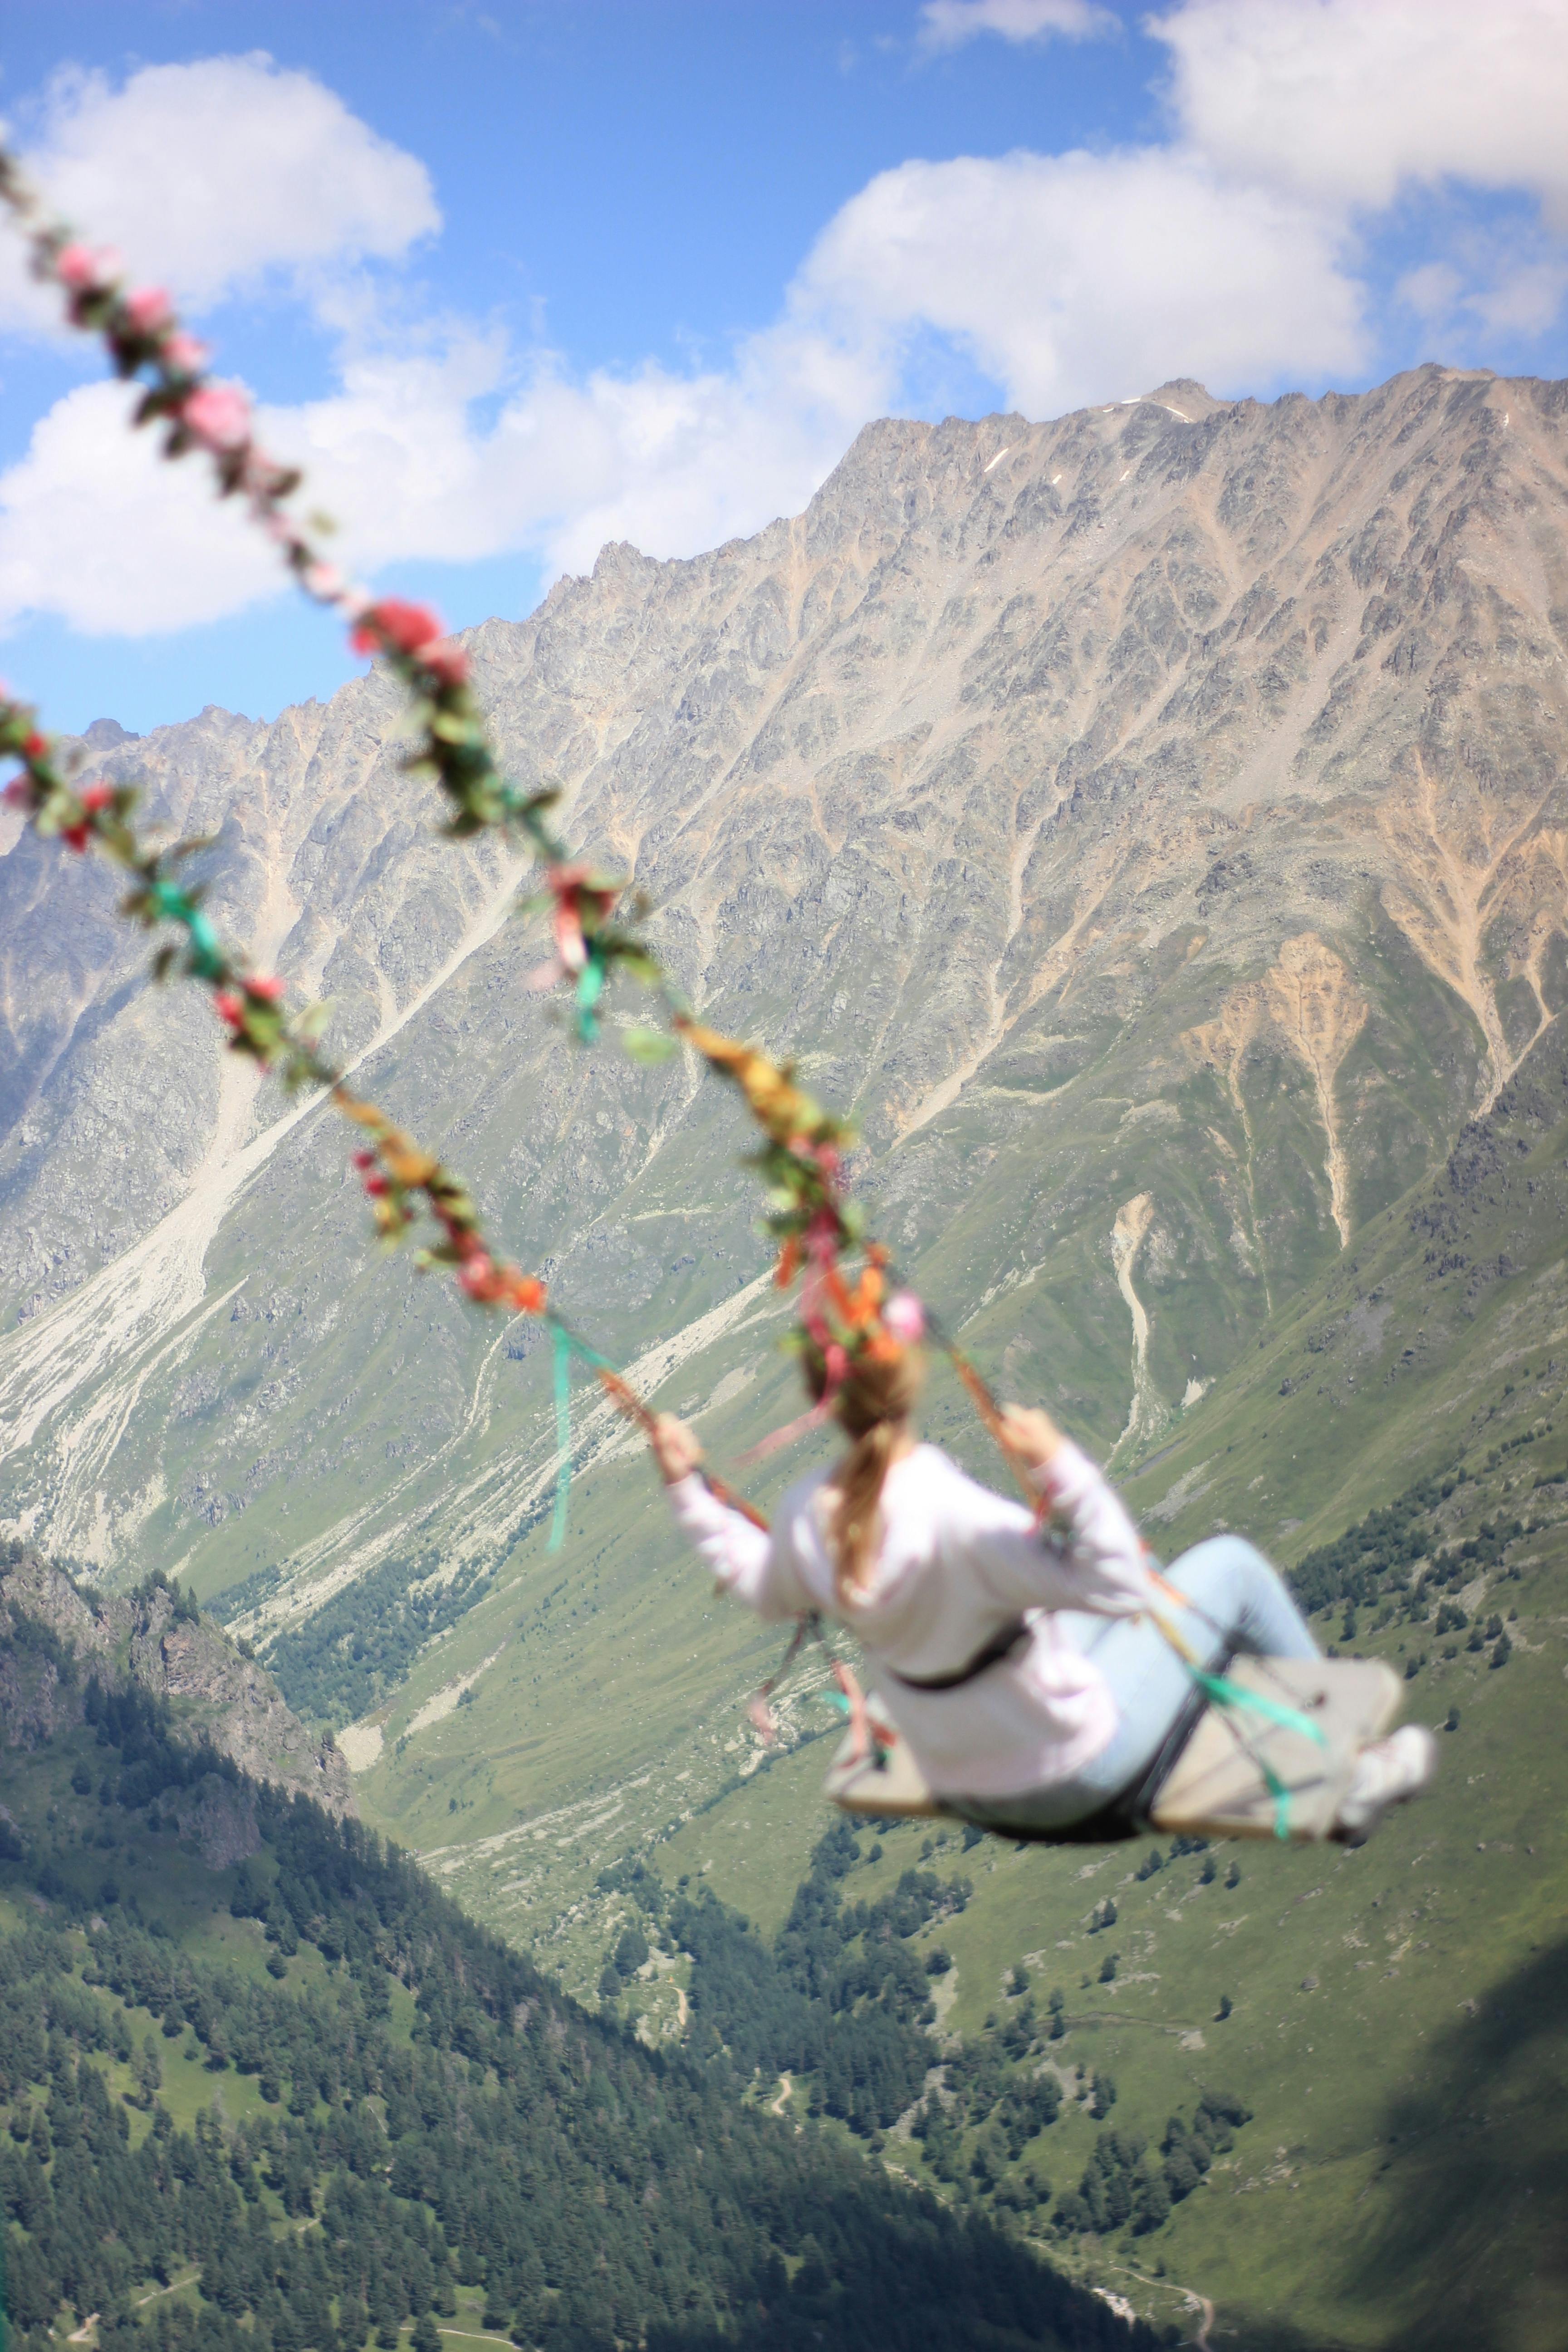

{"left": 960, "top": 1404, "right": 1153, "bottom": 1618}
{"left": 651, "top": 1412, "right": 808, "bottom": 1618}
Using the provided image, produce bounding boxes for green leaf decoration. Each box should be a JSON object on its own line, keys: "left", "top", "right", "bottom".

{"left": 622, "top": 1026, "right": 677, "bottom": 1064}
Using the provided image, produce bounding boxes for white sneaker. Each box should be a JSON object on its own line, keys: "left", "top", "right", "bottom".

{"left": 1334, "top": 1725, "right": 1440, "bottom": 1845}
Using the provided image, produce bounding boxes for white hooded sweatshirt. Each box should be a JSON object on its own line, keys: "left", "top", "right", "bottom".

{"left": 666, "top": 1438, "right": 1154, "bottom": 1802}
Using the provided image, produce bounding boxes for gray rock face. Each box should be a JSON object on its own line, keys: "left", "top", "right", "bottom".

{"left": 0, "top": 365, "right": 1565, "bottom": 1632}
{"left": 0, "top": 1544, "right": 353, "bottom": 1814}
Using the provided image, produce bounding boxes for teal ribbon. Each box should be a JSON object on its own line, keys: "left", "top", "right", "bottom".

{"left": 150, "top": 880, "right": 226, "bottom": 980}
{"left": 185, "top": 908, "right": 225, "bottom": 980}
{"left": 1192, "top": 1668, "right": 1328, "bottom": 1841}
{"left": 574, "top": 950, "right": 607, "bottom": 1042}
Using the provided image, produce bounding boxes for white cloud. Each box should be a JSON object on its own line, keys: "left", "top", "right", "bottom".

{"left": 0, "top": 135, "right": 1362, "bottom": 638}
{"left": 799, "top": 145, "right": 1363, "bottom": 418}
{"left": 1153, "top": 0, "right": 1568, "bottom": 221}
{"left": 917, "top": 0, "right": 1117, "bottom": 52}
{"left": 0, "top": 378, "right": 279, "bottom": 633}
{"left": 0, "top": 53, "right": 438, "bottom": 327}
{"left": 3, "top": 8, "right": 1568, "bottom": 643}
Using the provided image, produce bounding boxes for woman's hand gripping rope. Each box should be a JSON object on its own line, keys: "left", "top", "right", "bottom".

{"left": 651, "top": 1407, "right": 878, "bottom": 1755}
{"left": 927, "top": 1321, "right": 1329, "bottom": 1838}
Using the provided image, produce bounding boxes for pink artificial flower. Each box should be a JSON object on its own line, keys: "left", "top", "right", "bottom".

{"left": 163, "top": 332, "right": 210, "bottom": 376}
{"left": 351, "top": 1150, "right": 377, "bottom": 1172}
{"left": 245, "top": 975, "right": 286, "bottom": 1003}
{"left": 458, "top": 1254, "right": 496, "bottom": 1299}
{"left": 181, "top": 384, "right": 252, "bottom": 453}
{"left": 882, "top": 1290, "right": 926, "bottom": 1346}
{"left": 54, "top": 245, "right": 95, "bottom": 290}
{"left": 212, "top": 992, "right": 245, "bottom": 1027}
{"left": 303, "top": 562, "right": 346, "bottom": 603}
{"left": 123, "top": 284, "right": 173, "bottom": 335}
{"left": 349, "top": 598, "right": 444, "bottom": 659}
{"left": 56, "top": 242, "right": 119, "bottom": 291}
{"left": 78, "top": 783, "right": 114, "bottom": 816}
{"left": 2, "top": 778, "right": 33, "bottom": 808}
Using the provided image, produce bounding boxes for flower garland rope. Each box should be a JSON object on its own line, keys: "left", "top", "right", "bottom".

{"left": 0, "top": 153, "right": 1345, "bottom": 1815}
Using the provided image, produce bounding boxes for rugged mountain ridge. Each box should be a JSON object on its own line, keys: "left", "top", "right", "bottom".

{"left": 1, "top": 358, "right": 1566, "bottom": 1608}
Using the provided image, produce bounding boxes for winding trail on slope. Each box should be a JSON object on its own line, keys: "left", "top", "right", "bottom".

{"left": 1107, "top": 2264, "right": 1214, "bottom": 2350}
{"left": 1109, "top": 1192, "right": 1156, "bottom": 1464}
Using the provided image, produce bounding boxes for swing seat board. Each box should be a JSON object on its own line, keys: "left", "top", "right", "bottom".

{"left": 1149, "top": 1655, "right": 1402, "bottom": 1842}
{"left": 823, "top": 1723, "right": 953, "bottom": 1820}
{"left": 823, "top": 1656, "right": 1403, "bottom": 1841}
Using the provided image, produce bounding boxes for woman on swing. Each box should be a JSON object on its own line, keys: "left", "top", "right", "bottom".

{"left": 650, "top": 1330, "right": 1436, "bottom": 1847}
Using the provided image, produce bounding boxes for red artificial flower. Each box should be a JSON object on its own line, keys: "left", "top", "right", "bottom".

{"left": 364, "top": 1174, "right": 390, "bottom": 1199}
{"left": 78, "top": 783, "right": 114, "bottom": 814}
{"left": 213, "top": 992, "right": 245, "bottom": 1026}
{"left": 348, "top": 600, "right": 444, "bottom": 659}
{"left": 526, "top": 865, "right": 621, "bottom": 989}
{"left": 1, "top": 779, "right": 31, "bottom": 808}
{"left": 352, "top": 1150, "right": 377, "bottom": 1172}
{"left": 457, "top": 1254, "right": 496, "bottom": 1298}
{"left": 421, "top": 638, "right": 470, "bottom": 688}
{"left": 22, "top": 733, "right": 45, "bottom": 759}
{"left": 61, "top": 822, "right": 91, "bottom": 853}
{"left": 245, "top": 975, "right": 286, "bottom": 1003}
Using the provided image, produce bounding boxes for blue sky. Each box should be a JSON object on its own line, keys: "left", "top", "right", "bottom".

{"left": 1, "top": 0, "right": 1566, "bottom": 737}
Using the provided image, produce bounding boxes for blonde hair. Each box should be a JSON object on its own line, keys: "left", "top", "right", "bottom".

{"left": 806, "top": 1348, "right": 926, "bottom": 1606}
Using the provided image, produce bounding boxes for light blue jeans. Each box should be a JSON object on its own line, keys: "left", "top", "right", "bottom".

{"left": 953, "top": 1535, "right": 1321, "bottom": 1838}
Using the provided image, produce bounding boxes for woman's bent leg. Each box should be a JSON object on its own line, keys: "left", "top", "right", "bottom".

{"left": 1159, "top": 1534, "right": 1321, "bottom": 1665}
{"left": 947, "top": 1536, "right": 1320, "bottom": 1841}
{"left": 947, "top": 1616, "right": 1195, "bottom": 1838}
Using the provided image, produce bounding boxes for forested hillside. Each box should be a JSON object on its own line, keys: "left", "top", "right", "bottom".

{"left": 0, "top": 1576, "right": 1152, "bottom": 2352}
